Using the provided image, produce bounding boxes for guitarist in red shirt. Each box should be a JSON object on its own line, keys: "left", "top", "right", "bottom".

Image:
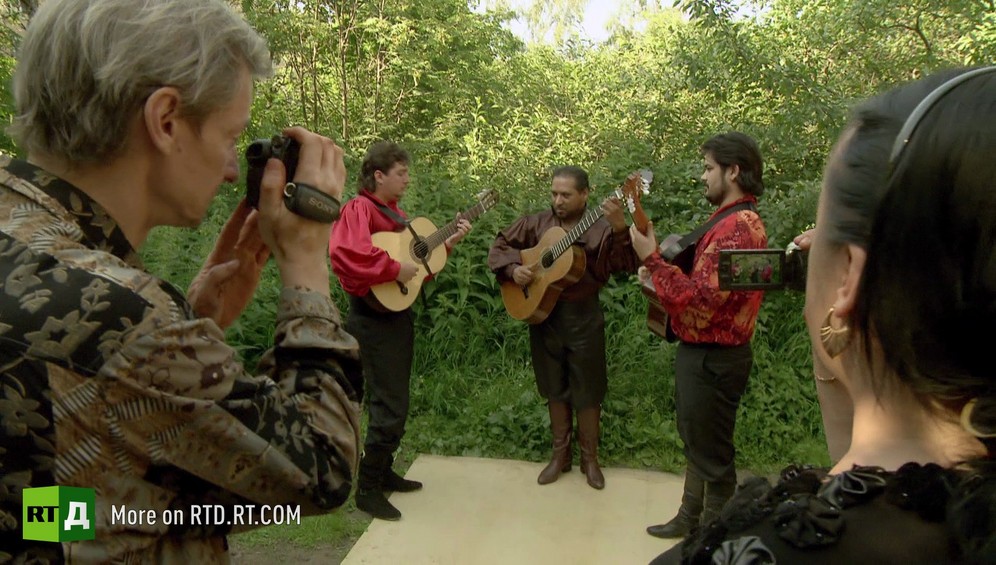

{"left": 488, "top": 166, "right": 639, "bottom": 490}
{"left": 329, "top": 141, "right": 472, "bottom": 521}
{"left": 630, "top": 132, "right": 767, "bottom": 540}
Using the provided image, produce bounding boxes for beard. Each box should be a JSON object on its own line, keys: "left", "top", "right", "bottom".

{"left": 705, "top": 177, "right": 729, "bottom": 206}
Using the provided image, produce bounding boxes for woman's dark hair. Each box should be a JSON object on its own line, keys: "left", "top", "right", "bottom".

{"left": 823, "top": 67, "right": 996, "bottom": 562}
{"left": 551, "top": 165, "right": 590, "bottom": 192}
{"left": 700, "top": 131, "right": 764, "bottom": 196}
{"left": 360, "top": 140, "right": 409, "bottom": 192}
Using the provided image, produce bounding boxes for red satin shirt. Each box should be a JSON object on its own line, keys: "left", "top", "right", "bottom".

{"left": 328, "top": 191, "right": 408, "bottom": 296}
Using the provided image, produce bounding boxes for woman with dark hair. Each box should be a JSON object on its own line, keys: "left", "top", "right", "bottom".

{"left": 652, "top": 66, "right": 996, "bottom": 563}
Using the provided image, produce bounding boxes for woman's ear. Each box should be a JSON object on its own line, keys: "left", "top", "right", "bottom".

{"left": 143, "top": 86, "right": 183, "bottom": 154}
{"left": 832, "top": 244, "right": 867, "bottom": 318}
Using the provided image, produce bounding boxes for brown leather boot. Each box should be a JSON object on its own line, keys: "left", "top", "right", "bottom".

{"left": 576, "top": 406, "right": 605, "bottom": 490}
{"left": 537, "top": 401, "right": 572, "bottom": 484}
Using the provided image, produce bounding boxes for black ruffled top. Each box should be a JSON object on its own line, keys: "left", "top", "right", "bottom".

{"left": 651, "top": 463, "right": 965, "bottom": 565}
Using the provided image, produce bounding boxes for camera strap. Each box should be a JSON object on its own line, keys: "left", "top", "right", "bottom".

{"left": 662, "top": 201, "right": 757, "bottom": 267}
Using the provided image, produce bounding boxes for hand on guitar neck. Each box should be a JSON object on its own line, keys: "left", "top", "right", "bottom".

{"left": 599, "top": 196, "right": 629, "bottom": 233}
{"left": 629, "top": 220, "right": 660, "bottom": 261}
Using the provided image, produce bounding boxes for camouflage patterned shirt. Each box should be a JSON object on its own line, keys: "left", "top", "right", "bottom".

{"left": 0, "top": 157, "right": 362, "bottom": 563}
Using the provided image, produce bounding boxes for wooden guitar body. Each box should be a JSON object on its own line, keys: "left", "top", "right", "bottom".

{"left": 500, "top": 226, "right": 587, "bottom": 324}
{"left": 644, "top": 233, "right": 689, "bottom": 342}
{"left": 643, "top": 279, "right": 671, "bottom": 339}
{"left": 369, "top": 216, "right": 448, "bottom": 311}
{"left": 364, "top": 189, "right": 499, "bottom": 312}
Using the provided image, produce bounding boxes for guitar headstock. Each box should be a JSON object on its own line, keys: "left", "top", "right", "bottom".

{"left": 476, "top": 188, "right": 500, "bottom": 211}
{"left": 617, "top": 169, "right": 653, "bottom": 232}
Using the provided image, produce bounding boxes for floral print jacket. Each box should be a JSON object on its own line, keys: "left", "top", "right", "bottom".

{"left": 0, "top": 158, "right": 362, "bottom": 563}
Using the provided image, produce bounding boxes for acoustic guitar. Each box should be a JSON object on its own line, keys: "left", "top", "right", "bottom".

{"left": 641, "top": 235, "right": 695, "bottom": 341}
{"left": 500, "top": 170, "right": 653, "bottom": 324}
{"left": 368, "top": 189, "right": 499, "bottom": 312}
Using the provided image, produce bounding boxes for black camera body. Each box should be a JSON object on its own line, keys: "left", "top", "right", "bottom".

{"left": 244, "top": 135, "right": 300, "bottom": 209}
{"left": 242, "top": 135, "right": 340, "bottom": 223}
{"left": 718, "top": 243, "right": 807, "bottom": 291}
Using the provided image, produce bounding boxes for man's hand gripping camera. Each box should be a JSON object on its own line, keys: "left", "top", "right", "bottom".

{"left": 244, "top": 135, "right": 341, "bottom": 223}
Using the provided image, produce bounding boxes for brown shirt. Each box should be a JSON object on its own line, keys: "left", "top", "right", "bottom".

{"left": 488, "top": 208, "right": 638, "bottom": 301}
{"left": 0, "top": 158, "right": 361, "bottom": 563}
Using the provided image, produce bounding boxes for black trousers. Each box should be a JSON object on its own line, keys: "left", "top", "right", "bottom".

{"left": 674, "top": 341, "right": 752, "bottom": 484}
{"left": 347, "top": 295, "right": 414, "bottom": 456}
{"left": 529, "top": 298, "right": 607, "bottom": 409}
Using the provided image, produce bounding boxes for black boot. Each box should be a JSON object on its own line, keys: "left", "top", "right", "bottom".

{"left": 647, "top": 472, "right": 704, "bottom": 539}
{"left": 355, "top": 449, "right": 402, "bottom": 521}
{"left": 537, "top": 401, "right": 573, "bottom": 485}
{"left": 577, "top": 406, "right": 605, "bottom": 490}
{"left": 700, "top": 480, "right": 736, "bottom": 526}
{"left": 383, "top": 466, "right": 423, "bottom": 492}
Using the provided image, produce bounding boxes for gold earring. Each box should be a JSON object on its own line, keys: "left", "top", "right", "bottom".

{"left": 960, "top": 398, "right": 996, "bottom": 439}
{"left": 820, "top": 307, "right": 852, "bottom": 358}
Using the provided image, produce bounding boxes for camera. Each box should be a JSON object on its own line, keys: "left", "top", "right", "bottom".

{"left": 242, "top": 135, "right": 340, "bottom": 223}
{"left": 718, "top": 243, "right": 807, "bottom": 291}
{"left": 244, "top": 135, "right": 300, "bottom": 209}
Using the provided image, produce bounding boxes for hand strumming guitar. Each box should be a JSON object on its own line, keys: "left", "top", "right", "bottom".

{"left": 512, "top": 264, "right": 537, "bottom": 286}
{"left": 397, "top": 262, "right": 419, "bottom": 282}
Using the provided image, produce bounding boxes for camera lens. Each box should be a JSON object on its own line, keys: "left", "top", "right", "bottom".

{"left": 245, "top": 139, "right": 273, "bottom": 165}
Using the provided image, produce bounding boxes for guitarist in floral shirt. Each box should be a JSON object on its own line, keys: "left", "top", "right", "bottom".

{"left": 630, "top": 132, "right": 767, "bottom": 541}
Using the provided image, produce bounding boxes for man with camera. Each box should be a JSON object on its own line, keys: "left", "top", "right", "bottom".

{"left": 0, "top": 0, "right": 360, "bottom": 561}
{"left": 629, "top": 132, "right": 767, "bottom": 540}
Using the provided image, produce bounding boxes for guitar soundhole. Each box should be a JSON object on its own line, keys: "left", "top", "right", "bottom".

{"left": 541, "top": 251, "right": 554, "bottom": 268}
{"left": 412, "top": 240, "right": 429, "bottom": 259}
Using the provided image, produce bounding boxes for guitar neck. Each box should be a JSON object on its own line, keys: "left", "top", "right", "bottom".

{"left": 422, "top": 201, "right": 489, "bottom": 251}
{"left": 549, "top": 206, "right": 605, "bottom": 260}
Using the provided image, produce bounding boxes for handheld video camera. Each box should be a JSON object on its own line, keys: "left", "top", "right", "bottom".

{"left": 718, "top": 243, "right": 807, "bottom": 291}
{"left": 244, "top": 135, "right": 340, "bottom": 223}
{"left": 245, "top": 135, "right": 300, "bottom": 209}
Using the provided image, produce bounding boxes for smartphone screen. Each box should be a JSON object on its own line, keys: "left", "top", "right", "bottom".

{"left": 718, "top": 249, "right": 786, "bottom": 291}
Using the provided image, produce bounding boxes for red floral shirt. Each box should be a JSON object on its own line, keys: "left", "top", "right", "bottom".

{"left": 644, "top": 195, "right": 767, "bottom": 345}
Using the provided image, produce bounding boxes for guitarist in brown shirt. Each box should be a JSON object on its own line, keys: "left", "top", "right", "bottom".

{"left": 488, "top": 166, "right": 639, "bottom": 489}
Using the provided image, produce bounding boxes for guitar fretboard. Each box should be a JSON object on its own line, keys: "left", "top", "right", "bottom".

{"left": 542, "top": 188, "right": 623, "bottom": 266}
{"left": 414, "top": 200, "right": 491, "bottom": 258}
